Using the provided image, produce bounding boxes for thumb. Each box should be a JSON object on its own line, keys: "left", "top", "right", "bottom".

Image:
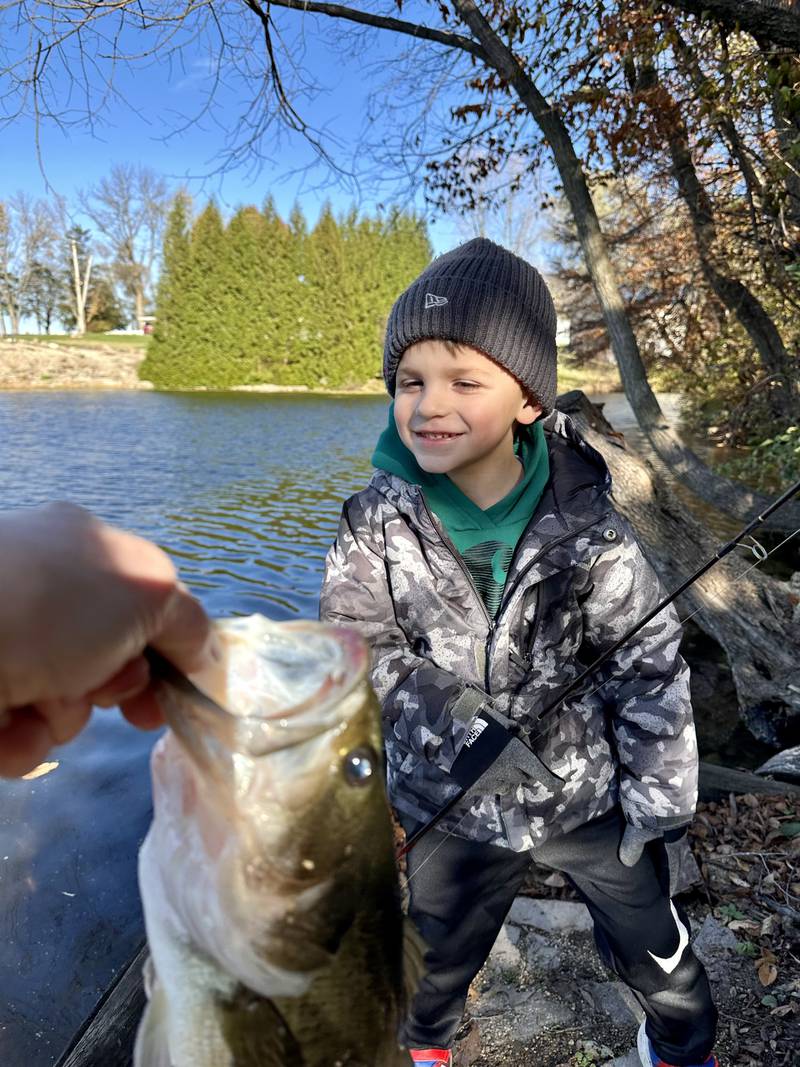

{"left": 619, "top": 825, "right": 646, "bottom": 868}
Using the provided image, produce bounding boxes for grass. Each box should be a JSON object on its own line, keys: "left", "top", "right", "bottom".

{"left": 558, "top": 352, "right": 621, "bottom": 395}
{"left": 13, "top": 333, "right": 150, "bottom": 349}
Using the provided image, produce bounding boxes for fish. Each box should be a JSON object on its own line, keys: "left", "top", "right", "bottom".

{"left": 134, "top": 615, "right": 420, "bottom": 1067}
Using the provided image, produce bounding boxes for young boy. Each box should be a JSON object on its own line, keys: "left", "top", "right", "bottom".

{"left": 320, "top": 238, "right": 718, "bottom": 1067}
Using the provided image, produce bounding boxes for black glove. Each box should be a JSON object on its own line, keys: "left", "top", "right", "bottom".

{"left": 449, "top": 707, "right": 562, "bottom": 797}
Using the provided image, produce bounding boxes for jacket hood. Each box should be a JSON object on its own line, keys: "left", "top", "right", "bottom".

{"left": 369, "top": 408, "right": 612, "bottom": 525}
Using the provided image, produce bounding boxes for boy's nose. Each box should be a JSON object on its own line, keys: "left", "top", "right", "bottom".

{"left": 414, "top": 386, "right": 450, "bottom": 420}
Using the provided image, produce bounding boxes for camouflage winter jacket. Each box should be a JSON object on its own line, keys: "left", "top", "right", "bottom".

{"left": 320, "top": 409, "right": 698, "bottom": 851}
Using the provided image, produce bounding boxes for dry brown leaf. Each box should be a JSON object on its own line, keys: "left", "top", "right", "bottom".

{"left": 757, "top": 960, "right": 778, "bottom": 987}
{"left": 728, "top": 920, "right": 761, "bottom": 935}
{"left": 771, "top": 1004, "right": 795, "bottom": 1017}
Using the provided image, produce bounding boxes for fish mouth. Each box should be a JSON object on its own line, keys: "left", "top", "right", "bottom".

{"left": 150, "top": 618, "right": 369, "bottom": 771}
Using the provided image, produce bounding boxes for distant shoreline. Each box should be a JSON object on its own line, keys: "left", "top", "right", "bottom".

{"left": 0, "top": 338, "right": 385, "bottom": 395}
{"left": 0, "top": 338, "right": 622, "bottom": 396}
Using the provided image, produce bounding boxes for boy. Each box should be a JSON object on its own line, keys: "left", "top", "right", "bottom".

{"left": 320, "top": 239, "right": 718, "bottom": 1067}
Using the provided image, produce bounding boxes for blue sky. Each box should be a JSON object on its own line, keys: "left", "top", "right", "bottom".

{"left": 1, "top": 5, "right": 474, "bottom": 253}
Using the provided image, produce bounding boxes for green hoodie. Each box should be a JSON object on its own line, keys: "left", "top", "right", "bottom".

{"left": 371, "top": 405, "right": 551, "bottom": 616}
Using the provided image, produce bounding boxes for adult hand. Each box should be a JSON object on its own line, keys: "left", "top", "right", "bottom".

{"left": 0, "top": 503, "right": 217, "bottom": 778}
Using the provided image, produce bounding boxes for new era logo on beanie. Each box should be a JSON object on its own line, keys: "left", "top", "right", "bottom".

{"left": 424, "top": 292, "right": 449, "bottom": 308}
{"left": 383, "top": 237, "right": 558, "bottom": 413}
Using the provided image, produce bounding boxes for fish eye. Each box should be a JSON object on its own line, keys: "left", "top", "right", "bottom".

{"left": 342, "top": 745, "right": 377, "bottom": 787}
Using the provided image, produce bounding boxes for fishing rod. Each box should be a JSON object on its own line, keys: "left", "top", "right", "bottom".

{"left": 398, "top": 473, "right": 800, "bottom": 859}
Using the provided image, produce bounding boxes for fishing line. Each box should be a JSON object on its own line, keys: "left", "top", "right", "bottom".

{"left": 407, "top": 520, "right": 800, "bottom": 879}
{"left": 403, "top": 507, "right": 800, "bottom": 866}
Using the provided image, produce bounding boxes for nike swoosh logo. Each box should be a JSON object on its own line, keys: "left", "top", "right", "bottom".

{"left": 647, "top": 901, "right": 689, "bottom": 974}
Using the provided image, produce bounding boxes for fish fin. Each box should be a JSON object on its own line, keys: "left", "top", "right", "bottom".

{"left": 220, "top": 994, "right": 306, "bottom": 1066}
{"left": 402, "top": 916, "right": 428, "bottom": 1006}
{"left": 134, "top": 957, "right": 173, "bottom": 1067}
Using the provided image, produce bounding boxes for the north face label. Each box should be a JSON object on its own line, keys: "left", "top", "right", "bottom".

{"left": 464, "top": 719, "right": 489, "bottom": 748}
{"left": 425, "top": 293, "right": 449, "bottom": 309}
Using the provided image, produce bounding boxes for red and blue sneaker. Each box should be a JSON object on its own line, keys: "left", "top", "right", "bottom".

{"left": 409, "top": 1050, "right": 452, "bottom": 1067}
{"left": 637, "top": 1021, "right": 719, "bottom": 1066}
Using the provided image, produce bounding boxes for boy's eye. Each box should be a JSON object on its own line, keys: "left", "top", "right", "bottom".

{"left": 398, "top": 378, "right": 422, "bottom": 389}
{"left": 454, "top": 381, "right": 479, "bottom": 390}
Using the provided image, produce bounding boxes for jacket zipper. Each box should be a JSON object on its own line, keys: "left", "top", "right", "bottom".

{"left": 498, "top": 511, "right": 612, "bottom": 619}
{"left": 419, "top": 491, "right": 613, "bottom": 696}
{"left": 419, "top": 496, "right": 494, "bottom": 631}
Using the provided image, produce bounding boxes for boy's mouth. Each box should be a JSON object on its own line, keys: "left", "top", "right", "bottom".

{"left": 413, "top": 431, "right": 463, "bottom": 443}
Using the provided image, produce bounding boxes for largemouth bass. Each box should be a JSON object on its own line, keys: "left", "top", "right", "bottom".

{"left": 134, "top": 616, "right": 417, "bottom": 1067}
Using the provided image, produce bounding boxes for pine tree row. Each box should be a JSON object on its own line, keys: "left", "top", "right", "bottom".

{"left": 141, "top": 198, "right": 432, "bottom": 389}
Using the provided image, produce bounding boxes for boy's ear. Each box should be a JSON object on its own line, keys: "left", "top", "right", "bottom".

{"left": 516, "top": 393, "right": 543, "bottom": 426}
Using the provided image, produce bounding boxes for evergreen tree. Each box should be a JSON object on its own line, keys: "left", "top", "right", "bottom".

{"left": 252, "top": 198, "right": 300, "bottom": 384}
{"left": 140, "top": 192, "right": 191, "bottom": 385}
{"left": 22, "top": 262, "right": 60, "bottom": 333}
{"left": 226, "top": 204, "right": 268, "bottom": 384}
{"left": 186, "top": 202, "right": 230, "bottom": 387}
{"left": 274, "top": 202, "right": 312, "bottom": 384}
{"left": 143, "top": 197, "right": 431, "bottom": 390}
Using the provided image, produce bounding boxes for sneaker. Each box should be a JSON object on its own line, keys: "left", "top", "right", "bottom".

{"left": 637, "top": 1020, "right": 719, "bottom": 1066}
{"left": 409, "top": 1050, "right": 452, "bottom": 1067}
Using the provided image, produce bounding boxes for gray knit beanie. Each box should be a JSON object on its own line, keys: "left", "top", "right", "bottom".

{"left": 383, "top": 237, "right": 557, "bottom": 412}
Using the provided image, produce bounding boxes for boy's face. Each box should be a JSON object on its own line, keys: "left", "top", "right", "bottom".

{"left": 393, "top": 340, "right": 542, "bottom": 478}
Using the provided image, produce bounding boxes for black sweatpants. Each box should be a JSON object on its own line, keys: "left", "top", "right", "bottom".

{"left": 400, "top": 805, "right": 717, "bottom": 1066}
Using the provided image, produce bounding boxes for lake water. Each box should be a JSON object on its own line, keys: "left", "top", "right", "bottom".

{"left": 0, "top": 391, "right": 391, "bottom": 1065}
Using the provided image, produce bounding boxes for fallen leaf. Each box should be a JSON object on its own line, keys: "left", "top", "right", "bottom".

{"left": 728, "top": 920, "right": 761, "bottom": 935}
{"left": 771, "top": 1004, "right": 795, "bottom": 1017}
{"left": 757, "top": 960, "right": 778, "bottom": 987}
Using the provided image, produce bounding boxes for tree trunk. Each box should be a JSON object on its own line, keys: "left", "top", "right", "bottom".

{"left": 641, "top": 61, "right": 799, "bottom": 423}
{"left": 658, "top": 0, "right": 800, "bottom": 51}
{"left": 71, "top": 241, "right": 92, "bottom": 337}
{"left": 760, "top": 46, "right": 800, "bottom": 231}
{"left": 559, "top": 389, "right": 800, "bottom": 753}
{"left": 134, "top": 286, "right": 145, "bottom": 332}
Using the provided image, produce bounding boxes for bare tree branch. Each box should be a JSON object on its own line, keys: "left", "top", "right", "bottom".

{"left": 265, "top": 0, "right": 487, "bottom": 60}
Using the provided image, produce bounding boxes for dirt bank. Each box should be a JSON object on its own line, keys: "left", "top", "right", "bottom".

{"left": 0, "top": 339, "right": 150, "bottom": 390}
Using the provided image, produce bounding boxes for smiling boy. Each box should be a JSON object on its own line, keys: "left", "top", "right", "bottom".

{"left": 320, "top": 239, "right": 719, "bottom": 1067}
